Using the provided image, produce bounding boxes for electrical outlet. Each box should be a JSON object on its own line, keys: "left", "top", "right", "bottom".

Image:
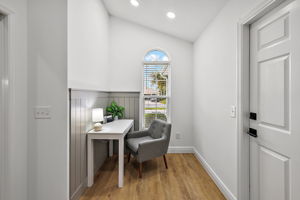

{"left": 35, "top": 106, "right": 51, "bottom": 119}
{"left": 176, "top": 133, "right": 181, "bottom": 140}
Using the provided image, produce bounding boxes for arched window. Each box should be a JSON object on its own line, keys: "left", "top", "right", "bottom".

{"left": 144, "top": 50, "right": 169, "bottom": 62}
{"left": 143, "top": 50, "right": 170, "bottom": 128}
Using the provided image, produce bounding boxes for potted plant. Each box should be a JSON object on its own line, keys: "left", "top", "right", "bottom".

{"left": 106, "top": 101, "right": 125, "bottom": 120}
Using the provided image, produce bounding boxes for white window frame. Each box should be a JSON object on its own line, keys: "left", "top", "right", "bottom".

{"left": 141, "top": 50, "right": 171, "bottom": 129}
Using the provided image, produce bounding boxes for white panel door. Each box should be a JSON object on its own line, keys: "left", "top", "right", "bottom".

{"left": 250, "top": 1, "right": 300, "bottom": 200}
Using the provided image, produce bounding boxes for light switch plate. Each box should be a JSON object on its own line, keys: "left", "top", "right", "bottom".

{"left": 35, "top": 106, "right": 51, "bottom": 119}
{"left": 176, "top": 133, "right": 181, "bottom": 139}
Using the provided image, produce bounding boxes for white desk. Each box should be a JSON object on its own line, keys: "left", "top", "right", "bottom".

{"left": 87, "top": 119, "right": 134, "bottom": 188}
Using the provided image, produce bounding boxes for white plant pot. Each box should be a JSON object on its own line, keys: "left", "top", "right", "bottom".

{"left": 114, "top": 116, "right": 118, "bottom": 120}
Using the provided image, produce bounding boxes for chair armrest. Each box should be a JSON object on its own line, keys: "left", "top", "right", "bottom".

{"left": 127, "top": 130, "right": 150, "bottom": 139}
{"left": 137, "top": 136, "right": 169, "bottom": 162}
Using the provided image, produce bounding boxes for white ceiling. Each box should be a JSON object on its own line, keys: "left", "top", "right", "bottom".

{"left": 102, "top": 0, "right": 228, "bottom": 42}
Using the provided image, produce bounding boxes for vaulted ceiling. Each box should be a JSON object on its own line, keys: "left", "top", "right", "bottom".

{"left": 102, "top": 0, "right": 228, "bottom": 42}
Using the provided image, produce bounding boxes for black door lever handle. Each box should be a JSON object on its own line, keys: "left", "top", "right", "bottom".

{"left": 247, "top": 128, "right": 258, "bottom": 138}
{"left": 250, "top": 112, "right": 257, "bottom": 120}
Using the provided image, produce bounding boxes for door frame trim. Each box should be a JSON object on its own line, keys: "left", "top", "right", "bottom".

{"left": 237, "top": 0, "right": 287, "bottom": 199}
{"left": 0, "top": 4, "right": 15, "bottom": 200}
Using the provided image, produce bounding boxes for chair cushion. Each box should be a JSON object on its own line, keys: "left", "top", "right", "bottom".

{"left": 127, "top": 136, "right": 153, "bottom": 152}
{"left": 148, "top": 120, "right": 167, "bottom": 139}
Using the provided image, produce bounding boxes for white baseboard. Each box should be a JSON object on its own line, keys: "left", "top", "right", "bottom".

{"left": 168, "top": 146, "right": 194, "bottom": 153}
{"left": 193, "top": 147, "right": 237, "bottom": 200}
{"left": 70, "top": 178, "right": 87, "bottom": 200}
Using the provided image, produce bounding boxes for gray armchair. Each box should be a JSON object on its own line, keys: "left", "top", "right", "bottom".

{"left": 126, "top": 119, "right": 172, "bottom": 178}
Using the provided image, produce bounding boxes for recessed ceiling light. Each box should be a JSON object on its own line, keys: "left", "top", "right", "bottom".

{"left": 166, "top": 11, "right": 176, "bottom": 19}
{"left": 130, "top": 0, "right": 139, "bottom": 7}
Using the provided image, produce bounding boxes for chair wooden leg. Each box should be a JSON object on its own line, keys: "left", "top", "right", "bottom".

{"left": 128, "top": 153, "right": 131, "bottom": 163}
{"left": 163, "top": 155, "right": 168, "bottom": 169}
{"left": 138, "top": 162, "right": 142, "bottom": 178}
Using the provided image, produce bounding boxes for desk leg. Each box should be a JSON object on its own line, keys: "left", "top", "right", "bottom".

{"left": 118, "top": 137, "right": 124, "bottom": 188}
{"left": 109, "top": 140, "right": 113, "bottom": 157}
{"left": 87, "top": 137, "right": 94, "bottom": 187}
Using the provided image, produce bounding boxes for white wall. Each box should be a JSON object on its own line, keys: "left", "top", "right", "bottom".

{"left": 0, "top": 0, "right": 28, "bottom": 199}
{"left": 68, "top": 0, "right": 110, "bottom": 91}
{"left": 110, "top": 17, "right": 194, "bottom": 147}
{"left": 28, "top": 0, "right": 68, "bottom": 199}
{"left": 192, "top": 0, "right": 265, "bottom": 199}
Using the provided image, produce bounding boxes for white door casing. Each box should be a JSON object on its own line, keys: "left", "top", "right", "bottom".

{"left": 250, "top": 1, "right": 300, "bottom": 200}
{"left": 0, "top": 14, "right": 4, "bottom": 200}
{"left": 0, "top": 12, "right": 8, "bottom": 200}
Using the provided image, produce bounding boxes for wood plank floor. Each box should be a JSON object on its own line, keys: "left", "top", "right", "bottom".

{"left": 80, "top": 154, "right": 226, "bottom": 200}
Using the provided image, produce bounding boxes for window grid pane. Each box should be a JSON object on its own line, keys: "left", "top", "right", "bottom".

{"left": 144, "top": 97, "right": 168, "bottom": 128}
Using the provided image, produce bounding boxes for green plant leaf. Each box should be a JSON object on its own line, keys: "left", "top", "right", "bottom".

{"left": 106, "top": 107, "right": 112, "bottom": 113}
{"left": 106, "top": 101, "right": 125, "bottom": 119}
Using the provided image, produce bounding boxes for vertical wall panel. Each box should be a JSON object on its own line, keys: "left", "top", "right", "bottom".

{"left": 80, "top": 99, "right": 87, "bottom": 184}
{"left": 120, "top": 97, "right": 125, "bottom": 117}
{"left": 70, "top": 99, "right": 76, "bottom": 196}
{"left": 134, "top": 97, "right": 140, "bottom": 131}
{"left": 75, "top": 99, "right": 81, "bottom": 189}
{"left": 129, "top": 97, "right": 134, "bottom": 120}
{"left": 124, "top": 97, "right": 130, "bottom": 118}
